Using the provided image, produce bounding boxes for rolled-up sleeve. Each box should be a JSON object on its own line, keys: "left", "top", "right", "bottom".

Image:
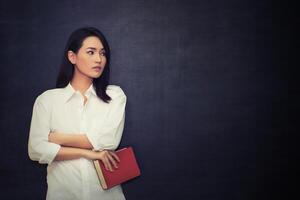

{"left": 86, "top": 86, "right": 127, "bottom": 151}
{"left": 28, "top": 94, "right": 61, "bottom": 164}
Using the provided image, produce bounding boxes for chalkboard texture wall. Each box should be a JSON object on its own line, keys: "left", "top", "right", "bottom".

{"left": 0, "top": 0, "right": 288, "bottom": 199}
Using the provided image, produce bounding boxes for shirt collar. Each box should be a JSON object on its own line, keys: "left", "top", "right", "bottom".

{"left": 64, "top": 82, "right": 97, "bottom": 103}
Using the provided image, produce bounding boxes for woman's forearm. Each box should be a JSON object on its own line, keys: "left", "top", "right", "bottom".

{"left": 54, "top": 146, "right": 90, "bottom": 161}
{"left": 49, "top": 132, "right": 93, "bottom": 149}
{"left": 54, "top": 147, "right": 119, "bottom": 172}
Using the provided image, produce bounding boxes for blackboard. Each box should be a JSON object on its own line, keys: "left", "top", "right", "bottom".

{"left": 0, "top": 0, "right": 288, "bottom": 199}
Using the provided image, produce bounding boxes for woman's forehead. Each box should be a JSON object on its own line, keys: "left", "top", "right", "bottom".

{"left": 82, "top": 36, "right": 104, "bottom": 49}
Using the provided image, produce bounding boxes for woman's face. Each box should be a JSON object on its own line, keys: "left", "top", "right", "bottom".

{"left": 68, "top": 36, "right": 107, "bottom": 80}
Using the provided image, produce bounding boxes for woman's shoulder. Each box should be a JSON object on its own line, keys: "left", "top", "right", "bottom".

{"left": 35, "top": 88, "right": 64, "bottom": 103}
{"left": 106, "top": 85, "right": 126, "bottom": 100}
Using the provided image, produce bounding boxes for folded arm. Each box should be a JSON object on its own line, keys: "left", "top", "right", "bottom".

{"left": 28, "top": 96, "right": 94, "bottom": 163}
{"left": 53, "top": 146, "right": 119, "bottom": 171}
{"left": 50, "top": 86, "right": 127, "bottom": 151}
{"left": 48, "top": 132, "right": 93, "bottom": 149}
{"left": 29, "top": 86, "right": 126, "bottom": 165}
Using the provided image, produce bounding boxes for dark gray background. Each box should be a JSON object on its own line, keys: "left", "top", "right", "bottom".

{"left": 0, "top": 0, "right": 288, "bottom": 199}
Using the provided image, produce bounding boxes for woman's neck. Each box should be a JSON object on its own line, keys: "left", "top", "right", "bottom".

{"left": 70, "top": 73, "right": 93, "bottom": 95}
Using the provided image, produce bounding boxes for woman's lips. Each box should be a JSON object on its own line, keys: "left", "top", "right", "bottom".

{"left": 93, "top": 67, "right": 102, "bottom": 72}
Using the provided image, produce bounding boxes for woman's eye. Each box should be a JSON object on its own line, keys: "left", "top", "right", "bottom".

{"left": 87, "top": 51, "right": 94, "bottom": 55}
{"left": 100, "top": 52, "right": 106, "bottom": 56}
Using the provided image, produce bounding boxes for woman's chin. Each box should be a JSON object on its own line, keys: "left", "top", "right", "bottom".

{"left": 90, "top": 73, "right": 102, "bottom": 79}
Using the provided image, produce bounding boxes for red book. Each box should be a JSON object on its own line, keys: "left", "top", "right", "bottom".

{"left": 93, "top": 146, "right": 141, "bottom": 190}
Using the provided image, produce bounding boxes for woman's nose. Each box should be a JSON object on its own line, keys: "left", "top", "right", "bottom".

{"left": 95, "top": 54, "right": 102, "bottom": 63}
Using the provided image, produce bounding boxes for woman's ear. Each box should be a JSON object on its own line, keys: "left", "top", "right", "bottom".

{"left": 67, "top": 50, "right": 76, "bottom": 64}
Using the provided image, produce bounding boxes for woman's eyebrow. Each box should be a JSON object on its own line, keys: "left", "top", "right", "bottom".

{"left": 86, "top": 47, "right": 105, "bottom": 51}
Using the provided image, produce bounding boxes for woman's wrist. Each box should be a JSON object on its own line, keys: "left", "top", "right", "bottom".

{"left": 82, "top": 149, "right": 95, "bottom": 159}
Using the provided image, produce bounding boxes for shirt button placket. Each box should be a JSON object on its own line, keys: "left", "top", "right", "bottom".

{"left": 79, "top": 98, "right": 89, "bottom": 199}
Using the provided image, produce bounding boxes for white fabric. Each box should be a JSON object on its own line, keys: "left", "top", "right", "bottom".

{"left": 28, "top": 82, "right": 127, "bottom": 200}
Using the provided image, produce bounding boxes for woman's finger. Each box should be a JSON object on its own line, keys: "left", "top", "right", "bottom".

{"left": 106, "top": 152, "right": 118, "bottom": 169}
{"left": 99, "top": 151, "right": 110, "bottom": 171}
{"left": 109, "top": 151, "right": 120, "bottom": 163}
{"left": 103, "top": 156, "right": 112, "bottom": 171}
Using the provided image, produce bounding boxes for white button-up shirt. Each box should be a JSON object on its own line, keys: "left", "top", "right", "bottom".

{"left": 28, "top": 82, "right": 127, "bottom": 200}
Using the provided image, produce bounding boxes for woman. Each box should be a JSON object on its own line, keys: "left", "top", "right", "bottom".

{"left": 28, "top": 27, "right": 127, "bottom": 200}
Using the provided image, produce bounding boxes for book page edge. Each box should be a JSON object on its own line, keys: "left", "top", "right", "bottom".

{"left": 93, "top": 160, "right": 108, "bottom": 189}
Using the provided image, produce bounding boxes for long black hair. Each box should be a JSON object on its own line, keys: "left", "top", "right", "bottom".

{"left": 56, "top": 27, "right": 112, "bottom": 103}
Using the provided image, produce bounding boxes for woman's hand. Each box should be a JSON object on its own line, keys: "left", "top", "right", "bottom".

{"left": 85, "top": 150, "right": 120, "bottom": 172}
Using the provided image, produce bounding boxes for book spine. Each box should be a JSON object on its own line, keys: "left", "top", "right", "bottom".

{"left": 93, "top": 160, "right": 108, "bottom": 189}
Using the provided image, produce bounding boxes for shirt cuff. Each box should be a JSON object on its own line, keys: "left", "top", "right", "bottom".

{"left": 39, "top": 142, "right": 61, "bottom": 164}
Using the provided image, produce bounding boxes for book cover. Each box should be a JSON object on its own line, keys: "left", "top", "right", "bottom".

{"left": 93, "top": 146, "right": 141, "bottom": 190}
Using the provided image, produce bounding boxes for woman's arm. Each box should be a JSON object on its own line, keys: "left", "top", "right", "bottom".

{"left": 49, "top": 86, "right": 127, "bottom": 151}
{"left": 54, "top": 146, "right": 90, "bottom": 160}
{"left": 85, "top": 86, "right": 127, "bottom": 151}
{"left": 48, "top": 132, "right": 93, "bottom": 149}
{"left": 28, "top": 95, "right": 61, "bottom": 164}
{"left": 54, "top": 146, "right": 119, "bottom": 172}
